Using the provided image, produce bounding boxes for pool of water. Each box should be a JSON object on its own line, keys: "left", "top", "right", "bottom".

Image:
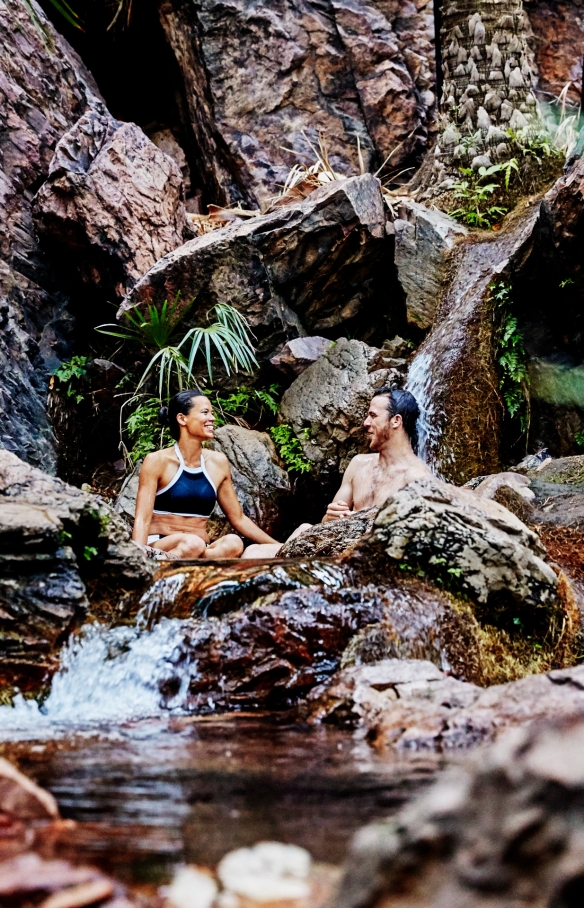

{"left": 3, "top": 716, "right": 442, "bottom": 885}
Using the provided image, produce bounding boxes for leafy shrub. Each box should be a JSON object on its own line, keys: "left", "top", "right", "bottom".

{"left": 449, "top": 163, "right": 516, "bottom": 229}
{"left": 51, "top": 355, "right": 91, "bottom": 404}
{"left": 207, "top": 385, "right": 280, "bottom": 428}
{"left": 491, "top": 280, "right": 529, "bottom": 431}
{"left": 269, "top": 424, "right": 312, "bottom": 474}
{"left": 125, "top": 398, "right": 170, "bottom": 464}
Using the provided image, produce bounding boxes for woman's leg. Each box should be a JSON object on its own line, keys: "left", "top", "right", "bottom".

{"left": 241, "top": 523, "right": 312, "bottom": 560}
{"left": 152, "top": 533, "right": 206, "bottom": 559}
{"left": 205, "top": 534, "right": 244, "bottom": 559}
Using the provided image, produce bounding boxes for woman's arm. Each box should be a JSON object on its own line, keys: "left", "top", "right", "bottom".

{"left": 132, "top": 454, "right": 161, "bottom": 545}
{"left": 216, "top": 459, "right": 278, "bottom": 544}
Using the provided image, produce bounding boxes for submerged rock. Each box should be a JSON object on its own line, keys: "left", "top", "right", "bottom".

{"left": 122, "top": 175, "right": 394, "bottom": 355}
{"left": 279, "top": 338, "right": 403, "bottom": 484}
{"left": 33, "top": 109, "right": 187, "bottom": 298}
{"left": 333, "top": 713, "right": 584, "bottom": 908}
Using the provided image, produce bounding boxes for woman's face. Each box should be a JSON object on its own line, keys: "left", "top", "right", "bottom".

{"left": 177, "top": 397, "right": 215, "bottom": 440}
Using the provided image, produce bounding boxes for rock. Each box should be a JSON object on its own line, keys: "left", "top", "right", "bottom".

{"left": 122, "top": 175, "right": 394, "bottom": 356}
{"left": 0, "top": 758, "right": 58, "bottom": 821}
{"left": 473, "top": 471, "right": 536, "bottom": 502}
{"left": 405, "top": 202, "right": 541, "bottom": 483}
{"left": 33, "top": 109, "right": 187, "bottom": 298}
{"left": 158, "top": 0, "right": 434, "bottom": 207}
{"left": 279, "top": 509, "right": 378, "bottom": 558}
{"left": 0, "top": 852, "right": 136, "bottom": 906}
{"left": 211, "top": 426, "right": 291, "bottom": 537}
{"left": 351, "top": 478, "right": 559, "bottom": 610}
{"left": 279, "top": 338, "right": 402, "bottom": 484}
{"left": 0, "top": 0, "right": 101, "bottom": 470}
{"left": 0, "top": 450, "right": 154, "bottom": 687}
{"left": 331, "top": 712, "right": 584, "bottom": 908}
{"left": 526, "top": 0, "right": 584, "bottom": 106}
{"left": 166, "top": 866, "right": 218, "bottom": 908}
{"left": 270, "top": 337, "right": 334, "bottom": 378}
{"left": 393, "top": 200, "right": 467, "bottom": 330}
{"left": 217, "top": 843, "right": 311, "bottom": 901}
{"left": 148, "top": 128, "right": 191, "bottom": 195}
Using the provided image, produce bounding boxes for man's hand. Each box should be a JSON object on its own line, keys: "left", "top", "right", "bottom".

{"left": 322, "top": 500, "right": 352, "bottom": 523}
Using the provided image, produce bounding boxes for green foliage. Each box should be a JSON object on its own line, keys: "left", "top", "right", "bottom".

{"left": 491, "top": 280, "right": 530, "bottom": 432}
{"left": 97, "top": 298, "right": 258, "bottom": 398}
{"left": 22, "top": 0, "right": 132, "bottom": 33}
{"left": 560, "top": 278, "right": 575, "bottom": 288}
{"left": 52, "top": 355, "right": 90, "bottom": 404}
{"left": 449, "top": 165, "right": 510, "bottom": 229}
{"left": 269, "top": 424, "right": 312, "bottom": 474}
{"left": 83, "top": 545, "right": 98, "bottom": 561}
{"left": 575, "top": 429, "right": 584, "bottom": 448}
{"left": 124, "top": 398, "right": 171, "bottom": 464}
{"left": 207, "top": 385, "right": 280, "bottom": 427}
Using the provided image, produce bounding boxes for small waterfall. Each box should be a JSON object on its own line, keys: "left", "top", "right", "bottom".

{"left": 404, "top": 351, "right": 443, "bottom": 474}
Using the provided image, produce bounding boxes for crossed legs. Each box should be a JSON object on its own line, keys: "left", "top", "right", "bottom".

{"left": 152, "top": 533, "right": 244, "bottom": 559}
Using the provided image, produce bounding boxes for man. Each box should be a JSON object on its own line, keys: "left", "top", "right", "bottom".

{"left": 322, "top": 387, "right": 431, "bottom": 521}
{"left": 242, "top": 387, "right": 431, "bottom": 557}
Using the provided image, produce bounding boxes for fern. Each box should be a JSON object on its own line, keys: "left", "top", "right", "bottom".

{"left": 269, "top": 425, "right": 312, "bottom": 474}
{"left": 491, "top": 280, "right": 530, "bottom": 432}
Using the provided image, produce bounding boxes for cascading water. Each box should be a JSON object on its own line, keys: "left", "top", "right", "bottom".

{"left": 0, "top": 574, "right": 198, "bottom": 739}
{"left": 404, "top": 351, "right": 443, "bottom": 475}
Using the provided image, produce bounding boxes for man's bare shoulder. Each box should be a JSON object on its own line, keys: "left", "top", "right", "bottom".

{"left": 347, "top": 452, "right": 377, "bottom": 471}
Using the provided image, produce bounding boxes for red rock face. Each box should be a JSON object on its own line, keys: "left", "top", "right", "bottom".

{"left": 159, "top": 0, "right": 436, "bottom": 207}
{"left": 526, "top": 0, "right": 584, "bottom": 101}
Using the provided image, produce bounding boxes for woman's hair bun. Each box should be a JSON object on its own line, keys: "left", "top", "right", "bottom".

{"left": 158, "top": 405, "right": 169, "bottom": 426}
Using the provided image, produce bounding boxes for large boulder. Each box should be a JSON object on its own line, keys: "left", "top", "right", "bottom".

{"left": 122, "top": 175, "right": 396, "bottom": 356}
{"left": 157, "top": 0, "right": 434, "bottom": 207}
{"left": 405, "top": 203, "right": 541, "bottom": 483}
{"left": 279, "top": 338, "right": 404, "bottom": 484}
{"left": 392, "top": 199, "right": 467, "bottom": 330}
{"left": 270, "top": 336, "right": 333, "bottom": 378}
{"left": 0, "top": 0, "right": 101, "bottom": 470}
{"left": 351, "top": 479, "right": 559, "bottom": 610}
{"left": 309, "top": 658, "right": 584, "bottom": 751}
{"left": 0, "top": 450, "right": 154, "bottom": 688}
{"left": 33, "top": 109, "right": 187, "bottom": 298}
{"left": 332, "top": 713, "right": 584, "bottom": 908}
{"left": 211, "top": 425, "right": 291, "bottom": 537}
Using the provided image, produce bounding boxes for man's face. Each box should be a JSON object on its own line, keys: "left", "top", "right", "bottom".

{"left": 363, "top": 396, "right": 392, "bottom": 451}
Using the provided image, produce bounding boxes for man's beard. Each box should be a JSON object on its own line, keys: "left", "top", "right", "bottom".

{"left": 368, "top": 424, "right": 392, "bottom": 451}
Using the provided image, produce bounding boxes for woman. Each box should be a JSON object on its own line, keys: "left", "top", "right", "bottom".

{"left": 132, "top": 389, "right": 280, "bottom": 558}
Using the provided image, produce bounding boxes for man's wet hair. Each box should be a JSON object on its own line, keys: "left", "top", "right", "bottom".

{"left": 371, "top": 387, "right": 420, "bottom": 453}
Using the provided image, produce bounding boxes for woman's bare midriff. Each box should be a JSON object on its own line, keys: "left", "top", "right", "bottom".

{"left": 148, "top": 513, "right": 210, "bottom": 543}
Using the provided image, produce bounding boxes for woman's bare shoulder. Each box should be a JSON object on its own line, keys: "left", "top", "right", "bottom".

{"left": 142, "top": 446, "right": 177, "bottom": 472}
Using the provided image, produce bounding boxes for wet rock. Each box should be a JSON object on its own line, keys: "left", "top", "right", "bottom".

{"left": 279, "top": 509, "right": 378, "bottom": 558}
{"left": 0, "top": 450, "right": 154, "bottom": 686}
{"left": 123, "top": 175, "right": 394, "bottom": 355}
{"left": 525, "top": 0, "right": 584, "bottom": 105}
{"left": 211, "top": 425, "right": 291, "bottom": 537}
{"left": 332, "top": 712, "right": 584, "bottom": 908}
{"left": 270, "top": 337, "right": 334, "bottom": 378}
{"left": 0, "top": 757, "right": 58, "bottom": 821}
{"left": 405, "top": 202, "right": 541, "bottom": 483}
{"left": 351, "top": 478, "right": 559, "bottom": 610}
{"left": 473, "top": 471, "right": 536, "bottom": 502}
{"left": 393, "top": 200, "right": 467, "bottom": 330}
{"left": 217, "top": 842, "right": 311, "bottom": 901}
{"left": 0, "top": 0, "right": 101, "bottom": 469}
{"left": 33, "top": 109, "right": 187, "bottom": 298}
{"left": 0, "top": 852, "right": 135, "bottom": 907}
{"left": 279, "top": 338, "right": 402, "bottom": 483}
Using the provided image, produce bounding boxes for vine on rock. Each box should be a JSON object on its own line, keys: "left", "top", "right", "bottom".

{"left": 490, "top": 280, "right": 530, "bottom": 433}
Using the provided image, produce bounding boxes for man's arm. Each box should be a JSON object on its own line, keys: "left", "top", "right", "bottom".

{"left": 322, "top": 460, "right": 355, "bottom": 523}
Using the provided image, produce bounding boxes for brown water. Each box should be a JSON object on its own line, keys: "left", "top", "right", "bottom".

{"left": 5, "top": 716, "right": 442, "bottom": 885}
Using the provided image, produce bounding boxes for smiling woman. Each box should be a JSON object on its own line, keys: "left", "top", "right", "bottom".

{"left": 132, "top": 389, "right": 279, "bottom": 559}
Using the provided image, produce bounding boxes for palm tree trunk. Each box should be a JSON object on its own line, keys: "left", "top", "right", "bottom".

{"left": 433, "top": 0, "right": 540, "bottom": 182}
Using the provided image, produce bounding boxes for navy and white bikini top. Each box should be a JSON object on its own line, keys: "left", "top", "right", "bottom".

{"left": 153, "top": 444, "right": 217, "bottom": 518}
